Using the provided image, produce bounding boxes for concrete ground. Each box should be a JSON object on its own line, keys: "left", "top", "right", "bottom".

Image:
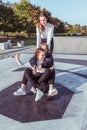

{"left": 0, "top": 46, "right": 87, "bottom": 130}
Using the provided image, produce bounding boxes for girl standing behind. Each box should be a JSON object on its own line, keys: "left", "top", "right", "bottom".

{"left": 36, "top": 11, "right": 57, "bottom": 54}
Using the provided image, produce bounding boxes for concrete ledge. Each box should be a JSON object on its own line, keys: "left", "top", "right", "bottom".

{"left": 0, "top": 40, "right": 12, "bottom": 50}
{"left": 0, "top": 42, "right": 9, "bottom": 50}
{"left": 54, "top": 36, "right": 87, "bottom": 54}
{"left": 17, "top": 41, "right": 24, "bottom": 47}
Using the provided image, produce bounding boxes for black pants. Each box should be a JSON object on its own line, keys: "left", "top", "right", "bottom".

{"left": 22, "top": 68, "right": 55, "bottom": 92}
{"left": 41, "top": 38, "right": 54, "bottom": 54}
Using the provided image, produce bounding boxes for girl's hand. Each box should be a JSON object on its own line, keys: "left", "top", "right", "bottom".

{"left": 15, "top": 54, "right": 20, "bottom": 60}
{"left": 37, "top": 65, "right": 42, "bottom": 71}
{"left": 50, "top": 66, "right": 54, "bottom": 70}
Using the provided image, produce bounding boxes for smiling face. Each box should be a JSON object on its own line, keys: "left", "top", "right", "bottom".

{"left": 37, "top": 51, "right": 45, "bottom": 61}
{"left": 39, "top": 16, "right": 47, "bottom": 27}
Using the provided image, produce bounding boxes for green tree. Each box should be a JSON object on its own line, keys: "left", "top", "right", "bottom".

{"left": 13, "top": 0, "right": 41, "bottom": 36}
{"left": 0, "top": 4, "right": 15, "bottom": 32}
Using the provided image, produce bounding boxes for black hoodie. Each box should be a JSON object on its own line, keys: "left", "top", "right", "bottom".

{"left": 29, "top": 53, "right": 54, "bottom": 68}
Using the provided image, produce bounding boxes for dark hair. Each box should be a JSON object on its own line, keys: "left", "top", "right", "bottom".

{"left": 35, "top": 48, "right": 45, "bottom": 60}
{"left": 38, "top": 11, "right": 58, "bottom": 31}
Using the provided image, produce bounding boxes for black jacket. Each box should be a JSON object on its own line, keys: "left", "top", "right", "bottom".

{"left": 29, "top": 53, "right": 54, "bottom": 68}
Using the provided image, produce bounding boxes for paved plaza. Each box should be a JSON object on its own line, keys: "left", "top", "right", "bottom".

{"left": 0, "top": 46, "right": 87, "bottom": 130}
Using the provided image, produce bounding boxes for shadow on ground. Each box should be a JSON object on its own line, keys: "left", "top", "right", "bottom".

{"left": 0, "top": 82, "right": 74, "bottom": 123}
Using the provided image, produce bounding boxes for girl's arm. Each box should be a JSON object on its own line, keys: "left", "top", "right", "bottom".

{"left": 41, "top": 54, "right": 54, "bottom": 68}
{"left": 15, "top": 54, "right": 33, "bottom": 68}
{"left": 36, "top": 26, "right": 41, "bottom": 48}
{"left": 47, "top": 24, "right": 54, "bottom": 49}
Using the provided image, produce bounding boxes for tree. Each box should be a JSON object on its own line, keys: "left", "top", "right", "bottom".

{"left": 0, "top": 4, "right": 15, "bottom": 32}
{"left": 13, "top": 0, "right": 41, "bottom": 35}
{"left": 0, "top": 0, "right": 66, "bottom": 35}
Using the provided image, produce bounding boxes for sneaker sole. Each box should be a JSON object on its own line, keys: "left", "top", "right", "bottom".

{"left": 13, "top": 92, "right": 26, "bottom": 96}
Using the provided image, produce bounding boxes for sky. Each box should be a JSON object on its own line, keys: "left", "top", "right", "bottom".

{"left": 7, "top": 0, "right": 87, "bottom": 26}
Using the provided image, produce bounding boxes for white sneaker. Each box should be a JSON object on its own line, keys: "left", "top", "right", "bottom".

{"left": 13, "top": 87, "right": 26, "bottom": 96}
{"left": 48, "top": 88, "right": 58, "bottom": 96}
{"left": 30, "top": 87, "right": 37, "bottom": 94}
{"left": 35, "top": 89, "right": 44, "bottom": 102}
